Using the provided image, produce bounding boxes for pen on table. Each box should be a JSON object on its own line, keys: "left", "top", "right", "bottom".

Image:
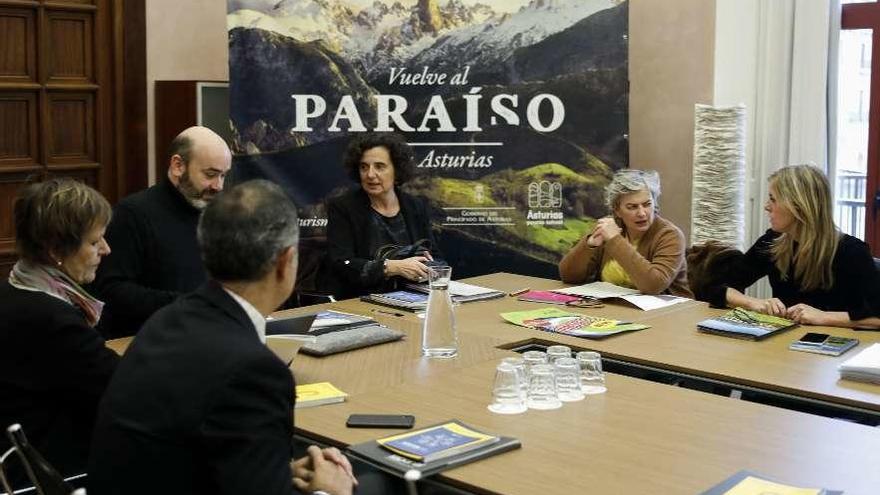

{"left": 508, "top": 288, "right": 530, "bottom": 297}
{"left": 372, "top": 308, "right": 406, "bottom": 317}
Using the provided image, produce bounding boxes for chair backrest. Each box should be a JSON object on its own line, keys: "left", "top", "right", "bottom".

{"left": 685, "top": 241, "right": 745, "bottom": 303}
{"left": 874, "top": 257, "right": 880, "bottom": 272}
{"left": 0, "top": 424, "right": 78, "bottom": 495}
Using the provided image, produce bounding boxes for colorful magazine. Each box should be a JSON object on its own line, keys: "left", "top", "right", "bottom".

{"left": 500, "top": 308, "right": 649, "bottom": 339}
{"left": 698, "top": 308, "right": 797, "bottom": 341}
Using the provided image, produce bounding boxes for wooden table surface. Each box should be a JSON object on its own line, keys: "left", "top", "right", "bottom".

{"left": 359, "top": 272, "right": 880, "bottom": 413}
{"left": 296, "top": 358, "right": 880, "bottom": 494}
{"left": 105, "top": 273, "right": 880, "bottom": 494}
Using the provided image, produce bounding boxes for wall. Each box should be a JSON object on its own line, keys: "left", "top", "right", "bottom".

{"left": 146, "top": 0, "right": 229, "bottom": 183}
{"left": 143, "top": 0, "right": 717, "bottom": 239}
{"left": 629, "top": 0, "right": 716, "bottom": 241}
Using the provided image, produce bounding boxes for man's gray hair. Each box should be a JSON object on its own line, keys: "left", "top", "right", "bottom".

{"left": 605, "top": 169, "right": 661, "bottom": 213}
{"left": 198, "top": 179, "right": 299, "bottom": 282}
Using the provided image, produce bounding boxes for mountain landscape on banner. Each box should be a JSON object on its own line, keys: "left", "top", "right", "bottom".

{"left": 226, "top": 0, "right": 628, "bottom": 279}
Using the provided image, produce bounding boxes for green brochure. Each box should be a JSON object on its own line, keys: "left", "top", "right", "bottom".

{"left": 500, "top": 308, "right": 649, "bottom": 339}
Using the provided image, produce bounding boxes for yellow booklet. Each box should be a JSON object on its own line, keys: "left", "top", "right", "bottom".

{"left": 377, "top": 421, "right": 498, "bottom": 463}
{"left": 294, "top": 382, "right": 348, "bottom": 409}
{"left": 724, "top": 476, "right": 821, "bottom": 495}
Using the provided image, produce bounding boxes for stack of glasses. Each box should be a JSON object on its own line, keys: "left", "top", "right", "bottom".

{"left": 488, "top": 346, "right": 607, "bottom": 415}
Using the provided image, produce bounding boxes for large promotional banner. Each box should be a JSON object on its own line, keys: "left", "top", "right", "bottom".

{"left": 226, "top": 0, "right": 628, "bottom": 288}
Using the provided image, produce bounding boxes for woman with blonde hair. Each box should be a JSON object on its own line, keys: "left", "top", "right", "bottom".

{"left": 721, "top": 164, "right": 880, "bottom": 328}
{"left": 559, "top": 169, "right": 692, "bottom": 297}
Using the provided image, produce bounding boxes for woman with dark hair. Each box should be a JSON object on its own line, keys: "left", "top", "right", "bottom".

{"left": 0, "top": 178, "right": 119, "bottom": 485}
{"left": 324, "top": 133, "right": 439, "bottom": 298}
{"left": 720, "top": 165, "right": 880, "bottom": 328}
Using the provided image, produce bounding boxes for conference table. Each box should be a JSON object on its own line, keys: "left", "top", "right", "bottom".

{"left": 109, "top": 272, "right": 880, "bottom": 494}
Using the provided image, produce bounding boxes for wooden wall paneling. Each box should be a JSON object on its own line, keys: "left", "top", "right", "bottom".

{"left": 46, "top": 91, "right": 95, "bottom": 163}
{"left": 0, "top": 173, "right": 33, "bottom": 278}
{"left": 0, "top": 91, "right": 39, "bottom": 168}
{"left": 154, "top": 80, "right": 197, "bottom": 180}
{"left": 0, "top": 0, "right": 146, "bottom": 271}
{"left": 117, "top": 0, "right": 146, "bottom": 197}
{"left": 0, "top": 6, "right": 37, "bottom": 82}
{"left": 45, "top": 9, "right": 93, "bottom": 83}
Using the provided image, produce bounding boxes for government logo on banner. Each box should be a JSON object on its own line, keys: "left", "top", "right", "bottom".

{"left": 226, "top": 0, "right": 628, "bottom": 286}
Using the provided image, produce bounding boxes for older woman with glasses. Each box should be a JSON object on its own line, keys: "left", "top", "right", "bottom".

{"left": 559, "top": 169, "right": 692, "bottom": 297}
{"left": 0, "top": 178, "right": 119, "bottom": 486}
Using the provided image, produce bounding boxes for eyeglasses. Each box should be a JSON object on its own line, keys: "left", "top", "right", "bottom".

{"left": 564, "top": 296, "right": 604, "bottom": 309}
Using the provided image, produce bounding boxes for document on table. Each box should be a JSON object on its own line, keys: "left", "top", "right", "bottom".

{"left": 619, "top": 294, "right": 690, "bottom": 311}
{"left": 554, "top": 282, "right": 690, "bottom": 311}
{"left": 553, "top": 281, "right": 640, "bottom": 299}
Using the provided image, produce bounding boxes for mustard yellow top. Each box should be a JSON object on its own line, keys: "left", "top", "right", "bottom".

{"left": 600, "top": 238, "right": 639, "bottom": 289}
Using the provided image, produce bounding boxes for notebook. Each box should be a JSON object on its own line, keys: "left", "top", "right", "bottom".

{"left": 347, "top": 420, "right": 520, "bottom": 479}
{"left": 404, "top": 281, "right": 505, "bottom": 303}
{"left": 294, "top": 382, "right": 348, "bottom": 409}
{"left": 697, "top": 308, "right": 797, "bottom": 340}
{"left": 360, "top": 290, "right": 429, "bottom": 311}
{"left": 266, "top": 312, "right": 404, "bottom": 356}
{"left": 700, "top": 470, "right": 842, "bottom": 495}
{"left": 516, "top": 290, "right": 585, "bottom": 305}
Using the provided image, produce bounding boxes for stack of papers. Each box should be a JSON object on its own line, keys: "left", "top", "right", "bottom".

{"left": 553, "top": 282, "right": 690, "bottom": 311}
{"left": 838, "top": 343, "right": 880, "bottom": 384}
{"left": 553, "top": 281, "right": 640, "bottom": 299}
{"left": 405, "top": 281, "right": 505, "bottom": 303}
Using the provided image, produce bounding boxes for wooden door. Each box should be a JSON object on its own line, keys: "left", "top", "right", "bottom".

{"left": 0, "top": 0, "right": 145, "bottom": 276}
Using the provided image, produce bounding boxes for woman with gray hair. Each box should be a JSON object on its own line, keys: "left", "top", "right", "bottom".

{"left": 559, "top": 169, "right": 692, "bottom": 297}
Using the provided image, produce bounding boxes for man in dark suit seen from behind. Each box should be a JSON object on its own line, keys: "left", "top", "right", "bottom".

{"left": 90, "top": 126, "right": 232, "bottom": 338}
{"left": 88, "top": 180, "right": 356, "bottom": 495}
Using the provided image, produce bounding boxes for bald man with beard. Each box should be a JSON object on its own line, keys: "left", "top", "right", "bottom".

{"left": 92, "top": 126, "right": 232, "bottom": 338}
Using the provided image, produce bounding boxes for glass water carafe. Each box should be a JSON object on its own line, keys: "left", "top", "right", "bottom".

{"left": 421, "top": 265, "right": 458, "bottom": 358}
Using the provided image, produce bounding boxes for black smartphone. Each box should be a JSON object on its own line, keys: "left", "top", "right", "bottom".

{"left": 346, "top": 414, "right": 415, "bottom": 429}
{"left": 796, "top": 332, "right": 829, "bottom": 345}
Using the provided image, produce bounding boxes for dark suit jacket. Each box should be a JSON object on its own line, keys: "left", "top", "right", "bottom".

{"left": 88, "top": 282, "right": 297, "bottom": 495}
{"left": 0, "top": 280, "right": 118, "bottom": 486}
{"left": 324, "top": 187, "right": 439, "bottom": 298}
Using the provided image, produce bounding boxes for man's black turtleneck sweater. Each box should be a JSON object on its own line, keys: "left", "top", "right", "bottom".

{"left": 91, "top": 179, "right": 207, "bottom": 338}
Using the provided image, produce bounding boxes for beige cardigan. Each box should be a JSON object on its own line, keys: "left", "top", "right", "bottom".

{"left": 558, "top": 215, "right": 693, "bottom": 298}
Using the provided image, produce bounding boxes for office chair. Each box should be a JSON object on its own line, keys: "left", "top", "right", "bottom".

{"left": 0, "top": 424, "right": 84, "bottom": 495}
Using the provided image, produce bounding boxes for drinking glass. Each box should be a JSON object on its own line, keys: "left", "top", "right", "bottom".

{"left": 488, "top": 362, "right": 527, "bottom": 414}
{"left": 500, "top": 357, "right": 528, "bottom": 401}
{"left": 546, "top": 345, "right": 572, "bottom": 364}
{"left": 576, "top": 351, "right": 607, "bottom": 394}
{"left": 554, "top": 357, "right": 585, "bottom": 402}
{"left": 526, "top": 364, "right": 562, "bottom": 410}
{"left": 521, "top": 350, "right": 548, "bottom": 374}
